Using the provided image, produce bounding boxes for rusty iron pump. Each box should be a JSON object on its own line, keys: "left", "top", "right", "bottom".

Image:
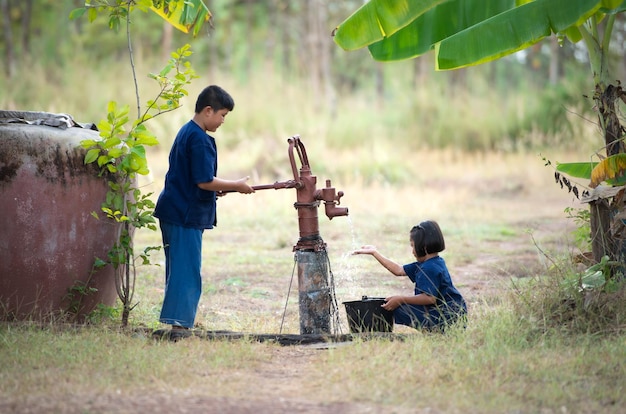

{"left": 235, "top": 135, "right": 348, "bottom": 334}
{"left": 249, "top": 135, "right": 348, "bottom": 251}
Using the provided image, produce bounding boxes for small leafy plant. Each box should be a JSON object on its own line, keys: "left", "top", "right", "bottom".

{"left": 562, "top": 255, "right": 620, "bottom": 292}
{"left": 80, "top": 45, "right": 197, "bottom": 326}
{"left": 71, "top": 0, "right": 207, "bottom": 326}
{"left": 564, "top": 206, "right": 591, "bottom": 252}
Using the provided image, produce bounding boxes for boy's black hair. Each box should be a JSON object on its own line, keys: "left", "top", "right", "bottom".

{"left": 410, "top": 220, "right": 445, "bottom": 256}
{"left": 195, "top": 85, "right": 235, "bottom": 113}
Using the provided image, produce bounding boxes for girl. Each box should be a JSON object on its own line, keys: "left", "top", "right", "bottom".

{"left": 353, "top": 220, "right": 467, "bottom": 332}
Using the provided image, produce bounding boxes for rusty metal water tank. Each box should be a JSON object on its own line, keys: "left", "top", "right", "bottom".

{"left": 0, "top": 111, "right": 117, "bottom": 320}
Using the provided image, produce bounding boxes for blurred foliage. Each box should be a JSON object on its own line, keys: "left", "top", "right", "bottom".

{"left": 0, "top": 0, "right": 620, "bottom": 156}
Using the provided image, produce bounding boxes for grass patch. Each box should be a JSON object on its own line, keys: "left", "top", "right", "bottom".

{"left": 2, "top": 51, "right": 623, "bottom": 412}
{"left": 0, "top": 324, "right": 268, "bottom": 398}
{"left": 314, "top": 306, "right": 625, "bottom": 413}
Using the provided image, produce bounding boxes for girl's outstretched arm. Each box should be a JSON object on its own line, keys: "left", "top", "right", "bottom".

{"left": 352, "top": 245, "right": 406, "bottom": 276}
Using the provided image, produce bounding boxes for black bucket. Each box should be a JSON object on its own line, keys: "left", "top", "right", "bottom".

{"left": 343, "top": 296, "right": 394, "bottom": 333}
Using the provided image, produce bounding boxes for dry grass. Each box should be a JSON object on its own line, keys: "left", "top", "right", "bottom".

{"left": 3, "top": 147, "right": 626, "bottom": 413}
{"left": 131, "top": 146, "right": 583, "bottom": 333}
{"left": 2, "top": 57, "right": 622, "bottom": 413}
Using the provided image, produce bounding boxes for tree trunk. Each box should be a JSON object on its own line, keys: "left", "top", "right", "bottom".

{"left": 306, "top": 0, "right": 321, "bottom": 105}
{"left": 591, "top": 83, "right": 626, "bottom": 264}
{"left": 548, "top": 36, "right": 560, "bottom": 85}
{"left": 161, "top": 21, "right": 172, "bottom": 63}
{"left": 280, "top": 1, "right": 292, "bottom": 77}
{"left": 375, "top": 62, "right": 384, "bottom": 110}
{"left": 590, "top": 199, "right": 614, "bottom": 263}
{"left": 1, "top": 0, "right": 14, "bottom": 78}
{"left": 20, "top": 0, "right": 32, "bottom": 54}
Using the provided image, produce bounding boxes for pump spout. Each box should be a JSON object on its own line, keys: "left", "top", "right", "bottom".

{"left": 324, "top": 201, "right": 349, "bottom": 220}
{"left": 316, "top": 179, "right": 349, "bottom": 220}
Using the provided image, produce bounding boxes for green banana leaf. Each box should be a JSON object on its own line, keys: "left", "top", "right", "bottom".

{"left": 150, "top": 0, "right": 210, "bottom": 37}
{"left": 368, "top": 0, "right": 516, "bottom": 61}
{"left": 599, "top": 0, "right": 626, "bottom": 12}
{"left": 557, "top": 157, "right": 626, "bottom": 187}
{"left": 333, "top": 0, "right": 450, "bottom": 51}
{"left": 333, "top": 0, "right": 626, "bottom": 67}
{"left": 590, "top": 153, "right": 626, "bottom": 187}
{"left": 435, "top": 0, "right": 603, "bottom": 70}
{"left": 556, "top": 162, "right": 598, "bottom": 179}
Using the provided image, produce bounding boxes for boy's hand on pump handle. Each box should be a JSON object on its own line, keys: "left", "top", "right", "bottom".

{"left": 236, "top": 176, "right": 255, "bottom": 194}
{"left": 216, "top": 176, "right": 255, "bottom": 197}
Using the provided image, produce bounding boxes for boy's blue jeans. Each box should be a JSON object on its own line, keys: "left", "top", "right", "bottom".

{"left": 159, "top": 221, "right": 203, "bottom": 328}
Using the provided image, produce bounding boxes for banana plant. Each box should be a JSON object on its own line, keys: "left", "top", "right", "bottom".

{"left": 70, "top": 0, "right": 211, "bottom": 37}
{"left": 149, "top": 0, "right": 211, "bottom": 36}
{"left": 334, "top": 0, "right": 626, "bottom": 263}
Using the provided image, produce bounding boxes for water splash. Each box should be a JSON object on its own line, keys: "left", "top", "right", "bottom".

{"left": 333, "top": 215, "right": 365, "bottom": 301}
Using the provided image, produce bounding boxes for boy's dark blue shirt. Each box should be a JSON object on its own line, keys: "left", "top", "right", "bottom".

{"left": 154, "top": 120, "right": 218, "bottom": 229}
{"left": 402, "top": 256, "right": 466, "bottom": 310}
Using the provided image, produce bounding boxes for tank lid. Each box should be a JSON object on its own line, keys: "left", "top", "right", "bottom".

{"left": 0, "top": 110, "right": 96, "bottom": 130}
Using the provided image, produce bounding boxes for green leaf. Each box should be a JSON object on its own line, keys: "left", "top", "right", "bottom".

{"left": 590, "top": 153, "right": 626, "bottom": 187}
{"left": 85, "top": 148, "right": 100, "bottom": 164}
{"left": 80, "top": 139, "right": 97, "bottom": 149}
{"left": 368, "top": 0, "right": 516, "bottom": 61}
{"left": 102, "top": 136, "right": 122, "bottom": 149}
{"left": 112, "top": 194, "right": 124, "bottom": 211}
{"left": 116, "top": 104, "right": 130, "bottom": 119}
{"left": 97, "top": 155, "right": 110, "bottom": 167}
{"left": 581, "top": 270, "right": 606, "bottom": 289}
{"left": 128, "top": 149, "right": 147, "bottom": 173}
{"left": 333, "top": 0, "right": 611, "bottom": 67}
{"left": 134, "top": 133, "right": 159, "bottom": 146}
{"left": 160, "top": 63, "right": 174, "bottom": 77}
{"left": 107, "top": 101, "right": 117, "bottom": 114}
{"left": 97, "top": 124, "right": 112, "bottom": 139}
{"left": 149, "top": 0, "right": 211, "bottom": 37}
{"left": 333, "top": 0, "right": 450, "bottom": 51}
{"left": 131, "top": 145, "right": 147, "bottom": 159}
{"left": 109, "top": 16, "right": 121, "bottom": 32}
{"left": 563, "top": 25, "right": 583, "bottom": 43}
{"left": 107, "top": 147, "right": 124, "bottom": 158}
{"left": 87, "top": 7, "right": 98, "bottom": 23}
{"left": 599, "top": 0, "right": 626, "bottom": 13}
{"left": 93, "top": 257, "right": 108, "bottom": 268}
{"left": 69, "top": 8, "right": 87, "bottom": 20}
{"left": 435, "top": 0, "right": 602, "bottom": 70}
{"left": 556, "top": 161, "right": 598, "bottom": 179}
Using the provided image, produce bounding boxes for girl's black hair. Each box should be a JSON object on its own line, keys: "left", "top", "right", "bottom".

{"left": 195, "top": 85, "right": 235, "bottom": 113}
{"left": 410, "top": 220, "right": 445, "bottom": 256}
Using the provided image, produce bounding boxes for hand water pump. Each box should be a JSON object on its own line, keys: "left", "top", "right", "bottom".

{"left": 248, "top": 135, "right": 348, "bottom": 334}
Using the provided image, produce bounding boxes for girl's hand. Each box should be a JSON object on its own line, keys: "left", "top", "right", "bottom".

{"left": 382, "top": 296, "right": 402, "bottom": 311}
{"left": 351, "top": 245, "right": 377, "bottom": 255}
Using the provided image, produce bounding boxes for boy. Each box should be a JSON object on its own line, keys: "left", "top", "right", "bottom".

{"left": 154, "top": 85, "right": 254, "bottom": 335}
